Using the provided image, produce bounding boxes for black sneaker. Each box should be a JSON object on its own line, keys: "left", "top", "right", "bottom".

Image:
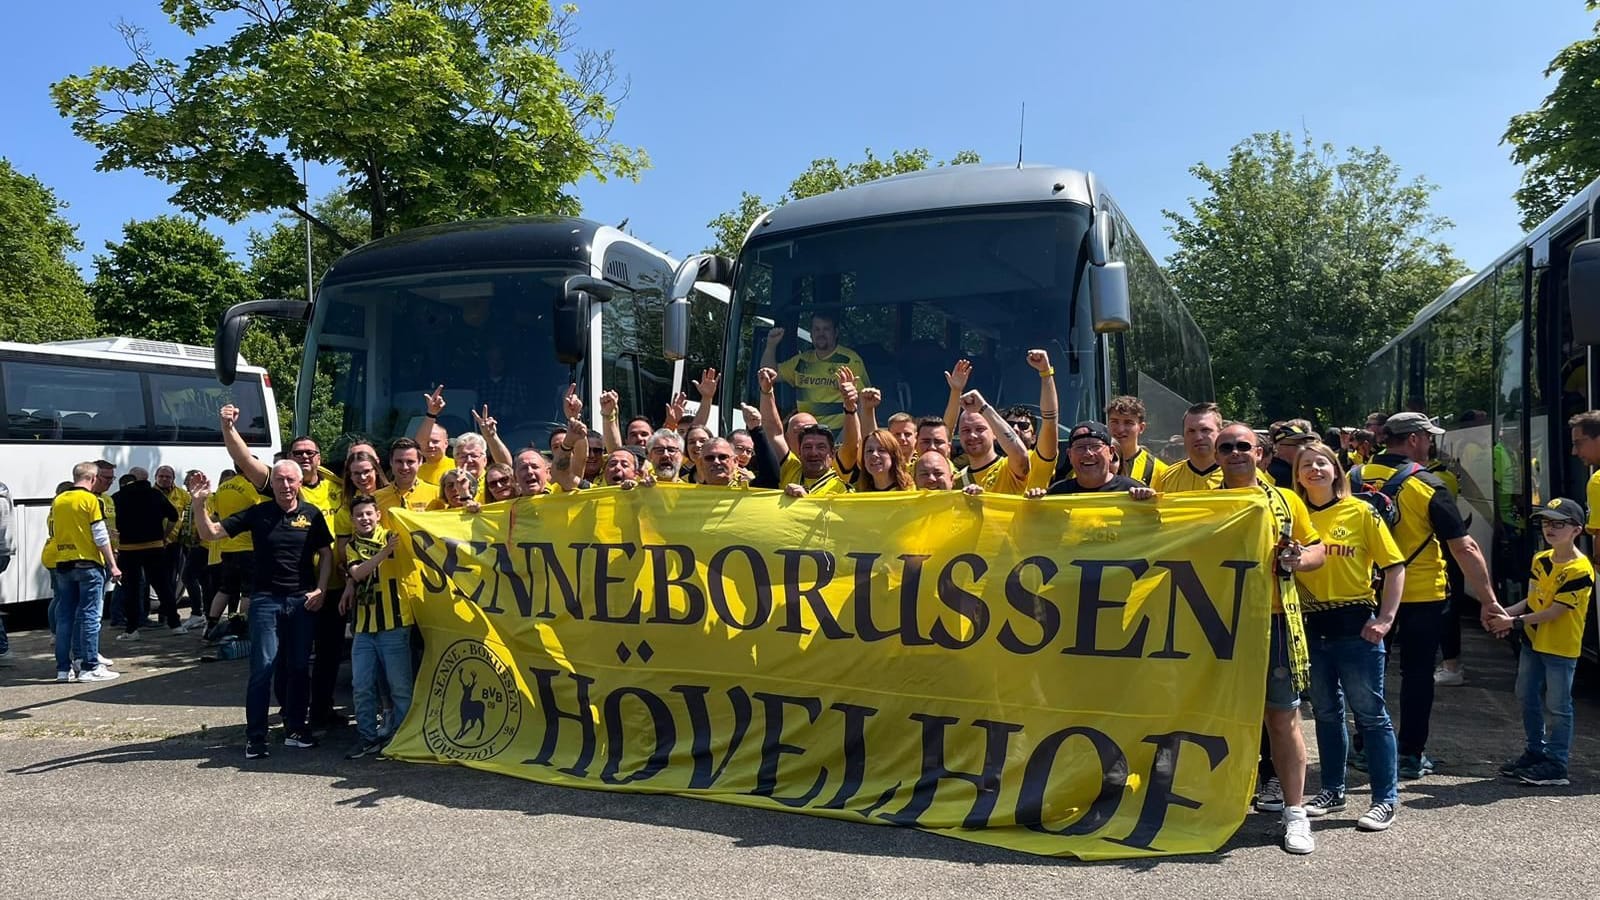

{"left": 345, "top": 740, "right": 385, "bottom": 760}
{"left": 1500, "top": 751, "right": 1544, "bottom": 777}
{"left": 1357, "top": 801, "right": 1397, "bottom": 831}
{"left": 284, "top": 731, "right": 320, "bottom": 749}
{"left": 245, "top": 741, "right": 270, "bottom": 760}
{"left": 1303, "top": 788, "right": 1347, "bottom": 817}
{"left": 1517, "top": 759, "right": 1571, "bottom": 786}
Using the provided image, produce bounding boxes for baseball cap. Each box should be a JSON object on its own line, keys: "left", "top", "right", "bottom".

{"left": 1532, "top": 497, "right": 1586, "bottom": 526}
{"left": 1067, "top": 421, "right": 1113, "bottom": 446}
{"left": 1383, "top": 412, "right": 1444, "bottom": 436}
{"left": 1269, "top": 420, "right": 1316, "bottom": 444}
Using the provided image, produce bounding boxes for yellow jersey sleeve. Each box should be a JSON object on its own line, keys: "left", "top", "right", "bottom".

{"left": 1587, "top": 469, "right": 1600, "bottom": 532}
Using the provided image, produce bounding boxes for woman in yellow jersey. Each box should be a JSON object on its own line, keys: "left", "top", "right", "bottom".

{"left": 853, "top": 428, "right": 913, "bottom": 492}
{"left": 1293, "top": 441, "right": 1406, "bottom": 831}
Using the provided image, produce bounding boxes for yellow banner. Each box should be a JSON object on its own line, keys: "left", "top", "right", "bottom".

{"left": 386, "top": 486, "right": 1275, "bottom": 859}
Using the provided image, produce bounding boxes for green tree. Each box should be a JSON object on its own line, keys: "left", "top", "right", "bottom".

{"left": 706, "top": 148, "right": 980, "bottom": 256}
{"left": 89, "top": 215, "right": 255, "bottom": 345}
{"left": 53, "top": 0, "right": 647, "bottom": 245}
{"left": 0, "top": 159, "right": 96, "bottom": 342}
{"left": 1164, "top": 131, "right": 1467, "bottom": 424}
{"left": 1505, "top": 3, "right": 1600, "bottom": 229}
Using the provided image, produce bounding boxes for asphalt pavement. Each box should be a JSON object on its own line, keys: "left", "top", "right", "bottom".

{"left": 2, "top": 618, "right": 1599, "bottom": 898}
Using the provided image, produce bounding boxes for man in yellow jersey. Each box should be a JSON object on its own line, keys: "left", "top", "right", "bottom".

{"left": 339, "top": 494, "right": 415, "bottom": 759}
{"left": 414, "top": 385, "right": 458, "bottom": 485}
{"left": 692, "top": 437, "right": 746, "bottom": 488}
{"left": 1355, "top": 411, "right": 1503, "bottom": 780}
{"left": 912, "top": 449, "right": 984, "bottom": 494}
{"left": 643, "top": 430, "right": 686, "bottom": 485}
{"left": 782, "top": 426, "right": 852, "bottom": 496}
{"left": 915, "top": 416, "right": 954, "bottom": 460}
{"left": 192, "top": 460, "right": 333, "bottom": 759}
{"left": 756, "top": 366, "right": 821, "bottom": 486}
{"left": 1153, "top": 402, "right": 1226, "bottom": 493}
{"left": 513, "top": 446, "right": 553, "bottom": 496}
{"left": 155, "top": 465, "right": 198, "bottom": 629}
{"left": 52, "top": 462, "right": 122, "bottom": 683}
{"left": 203, "top": 466, "right": 263, "bottom": 642}
{"left": 1104, "top": 395, "right": 1169, "bottom": 487}
{"left": 1569, "top": 410, "right": 1600, "bottom": 534}
{"left": 375, "top": 438, "right": 441, "bottom": 516}
{"left": 951, "top": 388, "right": 1035, "bottom": 494}
{"left": 1217, "top": 423, "right": 1324, "bottom": 854}
{"left": 93, "top": 460, "right": 121, "bottom": 628}
{"left": 761, "top": 312, "right": 870, "bottom": 433}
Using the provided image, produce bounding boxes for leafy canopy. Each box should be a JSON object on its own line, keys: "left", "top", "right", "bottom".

{"left": 53, "top": 0, "right": 647, "bottom": 244}
{"left": 1505, "top": 2, "right": 1600, "bottom": 230}
{"left": 1163, "top": 131, "right": 1467, "bottom": 425}
{"left": 706, "top": 148, "right": 980, "bottom": 257}
{"left": 0, "top": 159, "right": 97, "bottom": 343}
{"left": 90, "top": 214, "right": 256, "bottom": 346}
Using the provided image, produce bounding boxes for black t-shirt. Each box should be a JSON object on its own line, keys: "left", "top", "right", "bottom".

{"left": 1266, "top": 457, "right": 1294, "bottom": 490}
{"left": 1046, "top": 474, "right": 1143, "bottom": 494}
{"left": 221, "top": 500, "right": 334, "bottom": 593}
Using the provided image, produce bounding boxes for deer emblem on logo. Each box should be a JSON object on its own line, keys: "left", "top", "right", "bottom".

{"left": 456, "top": 669, "right": 486, "bottom": 741}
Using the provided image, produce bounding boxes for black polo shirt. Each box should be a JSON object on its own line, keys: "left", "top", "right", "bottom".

{"left": 1046, "top": 474, "right": 1143, "bottom": 494}
{"left": 220, "top": 500, "right": 334, "bottom": 594}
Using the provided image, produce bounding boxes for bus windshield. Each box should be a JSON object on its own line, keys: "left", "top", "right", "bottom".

{"left": 728, "top": 205, "right": 1096, "bottom": 429}
{"left": 304, "top": 266, "right": 583, "bottom": 454}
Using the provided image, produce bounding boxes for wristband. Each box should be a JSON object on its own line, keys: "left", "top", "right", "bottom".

{"left": 1513, "top": 615, "right": 1526, "bottom": 632}
{"left": 423, "top": 413, "right": 436, "bottom": 420}
{"left": 604, "top": 412, "right": 619, "bottom": 420}
{"left": 1040, "top": 367, "right": 1055, "bottom": 378}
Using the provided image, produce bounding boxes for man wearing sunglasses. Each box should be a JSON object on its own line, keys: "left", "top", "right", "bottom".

{"left": 1216, "top": 421, "right": 1325, "bottom": 854}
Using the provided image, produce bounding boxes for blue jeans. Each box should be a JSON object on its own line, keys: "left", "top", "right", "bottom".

{"left": 1307, "top": 614, "right": 1399, "bottom": 805}
{"left": 53, "top": 566, "right": 106, "bottom": 673}
{"left": 352, "top": 628, "right": 415, "bottom": 743}
{"left": 1515, "top": 646, "right": 1578, "bottom": 767}
{"left": 246, "top": 592, "right": 316, "bottom": 744}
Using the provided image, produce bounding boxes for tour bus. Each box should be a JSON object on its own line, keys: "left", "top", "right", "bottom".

{"left": 1362, "top": 175, "right": 1600, "bottom": 659}
{"left": 0, "top": 338, "right": 279, "bottom": 606}
{"left": 662, "top": 164, "right": 1214, "bottom": 458}
{"left": 214, "top": 217, "right": 728, "bottom": 455}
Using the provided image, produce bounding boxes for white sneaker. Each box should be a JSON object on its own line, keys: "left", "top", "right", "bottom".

{"left": 1282, "top": 806, "right": 1315, "bottom": 854}
{"left": 98, "top": 655, "right": 116, "bottom": 668}
{"left": 57, "top": 670, "right": 73, "bottom": 683}
{"left": 114, "top": 631, "right": 142, "bottom": 642}
{"left": 178, "top": 615, "right": 205, "bottom": 633}
{"left": 1434, "top": 666, "right": 1466, "bottom": 686}
{"left": 77, "top": 667, "right": 121, "bottom": 682}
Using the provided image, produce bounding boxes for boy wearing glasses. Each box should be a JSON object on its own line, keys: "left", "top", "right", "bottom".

{"left": 339, "top": 495, "right": 415, "bottom": 759}
{"left": 1486, "top": 498, "right": 1592, "bottom": 787}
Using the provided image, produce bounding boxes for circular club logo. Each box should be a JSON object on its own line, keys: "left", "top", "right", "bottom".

{"left": 423, "top": 639, "right": 523, "bottom": 761}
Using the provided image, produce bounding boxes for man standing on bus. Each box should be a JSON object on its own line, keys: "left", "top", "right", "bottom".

{"left": 760, "top": 312, "right": 871, "bottom": 433}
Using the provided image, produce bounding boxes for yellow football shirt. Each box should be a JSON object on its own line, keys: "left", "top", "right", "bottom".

{"left": 776, "top": 346, "right": 870, "bottom": 432}
{"left": 212, "top": 474, "right": 261, "bottom": 553}
{"left": 418, "top": 455, "right": 457, "bottom": 486}
{"left": 1527, "top": 550, "right": 1594, "bottom": 659}
{"left": 347, "top": 527, "right": 415, "bottom": 633}
{"left": 49, "top": 487, "right": 104, "bottom": 566}
{"left": 1154, "top": 460, "right": 1224, "bottom": 493}
{"left": 1297, "top": 496, "right": 1404, "bottom": 611}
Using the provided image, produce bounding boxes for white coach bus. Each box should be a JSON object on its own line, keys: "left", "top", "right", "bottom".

{"left": 0, "top": 338, "right": 279, "bottom": 606}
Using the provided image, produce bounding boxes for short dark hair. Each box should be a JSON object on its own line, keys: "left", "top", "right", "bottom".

{"left": 289, "top": 434, "right": 317, "bottom": 449}
{"left": 349, "top": 494, "right": 378, "bottom": 513}
{"left": 916, "top": 415, "right": 947, "bottom": 433}
{"left": 626, "top": 415, "right": 654, "bottom": 431}
{"left": 797, "top": 423, "right": 836, "bottom": 448}
{"left": 809, "top": 311, "right": 839, "bottom": 328}
{"left": 1002, "top": 405, "right": 1035, "bottom": 427}
{"left": 1570, "top": 410, "right": 1600, "bottom": 439}
{"left": 389, "top": 437, "right": 421, "bottom": 458}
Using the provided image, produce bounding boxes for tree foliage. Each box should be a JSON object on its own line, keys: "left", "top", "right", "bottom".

{"left": 1164, "top": 131, "right": 1467, "bottom": 425}
{"left": 706, "top": 148, "right": 980, "bottom": 257}
{"left": 90, "top": 215, "right": 256, "bottom": 344}
{"left": 1504, "top": 3, "right": 1600, "bottom": 230}
{"left": 0, "top": 159, "right": 97, "bottom": 343}
{"left": 53, "top": 0, "right": 648, "bottom": 245}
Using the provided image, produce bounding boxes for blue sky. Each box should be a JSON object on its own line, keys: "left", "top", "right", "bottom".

{"left": 3, "top": 1, "right": 1594, "bottom": 276}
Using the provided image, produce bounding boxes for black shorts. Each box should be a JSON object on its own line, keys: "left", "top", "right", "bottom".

{"left": 216, "top": 551, "right": 255, "bottom": 597}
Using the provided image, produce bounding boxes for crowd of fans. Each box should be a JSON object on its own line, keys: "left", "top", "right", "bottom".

{"left": 23, "top": 339, "right": 1595, "bottom": 857}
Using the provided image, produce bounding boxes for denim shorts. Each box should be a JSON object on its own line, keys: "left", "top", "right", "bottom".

{"left": 1265, "top": 614, "right": 1300, "bottom": 711}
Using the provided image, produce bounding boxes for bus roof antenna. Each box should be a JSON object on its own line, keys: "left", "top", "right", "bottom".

{"left": 1017, "top": 101, "right": 1026, "bottom": 169}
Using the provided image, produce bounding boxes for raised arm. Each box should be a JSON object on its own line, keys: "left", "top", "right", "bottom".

{"left": 473, "top": 405, "right": 513, "bottom": 466}
{"left": 758, "top": 367, "right": 789, "bottom": 459}
{"left": 942, "top": 358, "right": 972, "bottom": 435}
{"left": 598, "top": 390, "right": 623, "bottom": 453}
{"left": 858, "top": 387, "right": 882, "bottom": 437}
{"left": 1029, "top": 349, "right": 1059, "bottom": 464}
{"left": 347, "top": 532, "right": 396, "bottom": 584}
{"left": 663, "top": 391, "right": 689, "bottom": 434}
{"left": 690, "top": 368, "right": 718, "bottom": 430}
{"left": 760, "top": 327, "right": 786, "bottom": 373}
{"left": 189, "top": 487, "right": 227, "bottom": 543}
{"left": 553, "top": 418, "right": 590, "bottom": 491}
{"left": 836, "top": 366, "right": 862, "bottom": 473}
{"left": 963, "top": 389, "right": 1030, "bottom": 480}
{"left": 220, "top": 404, "right": 270, "bottom": 490}
{"left": 414, "top": 385, "right": 446, "bottom": 450}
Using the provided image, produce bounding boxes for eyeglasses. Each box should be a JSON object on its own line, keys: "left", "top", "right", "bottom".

{"left": 1217, "top": 440, "right": 1256, "bottom": 455}
{"left": 1070, "top": 441, "right": 1108, "bottom": 454}
{"left": 290, "top": 448, "right": 320, "bottom": 458}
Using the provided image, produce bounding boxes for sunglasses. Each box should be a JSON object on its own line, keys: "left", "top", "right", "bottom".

{"left": 486, "top": 478, "right": 511, "bottom": 489}
{"left": 1217, "top": 440, "right": 1256, "bottom": 455}
{"left": 290, "top": 448, "right": 320, "bottom": 458}
{"left": 702, "top": 453, "right": 733, "bottom": 462}
{"left": 1006, "top": 420, "right": 1033, "bottom": 431}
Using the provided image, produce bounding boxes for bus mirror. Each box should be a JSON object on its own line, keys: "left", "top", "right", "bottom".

{"left": 214, "top": 299, "right": 309, "bottom": 385}
{"left": 663, "top": 296, "right": 689, "bottom": 361}
{"left": 1569, "top": 238, "right": 1600, "bottom": 345}
{"left": 1090, "top": 262, "right": 1132, "bottom": 334}
{"left": 670, "top": 253, "right": 735, "bottom": 302}
{"left": 555, "top": 277, "right": 613, "bottom": 365}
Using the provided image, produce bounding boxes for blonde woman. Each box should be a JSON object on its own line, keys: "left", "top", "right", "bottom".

{"left": 1293, "top": 441, "right": 1406, "bottom": 833}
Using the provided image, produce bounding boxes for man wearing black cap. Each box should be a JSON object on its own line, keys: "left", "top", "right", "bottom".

{"left": 1266, "top": 419, "right": 1317, "bottom": 489}
{"left": 1352, "top": 410, "right": 1504, "bottom": 780}
{"left": 1043, "top": 423, "right": 1154, "bottom": 495}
